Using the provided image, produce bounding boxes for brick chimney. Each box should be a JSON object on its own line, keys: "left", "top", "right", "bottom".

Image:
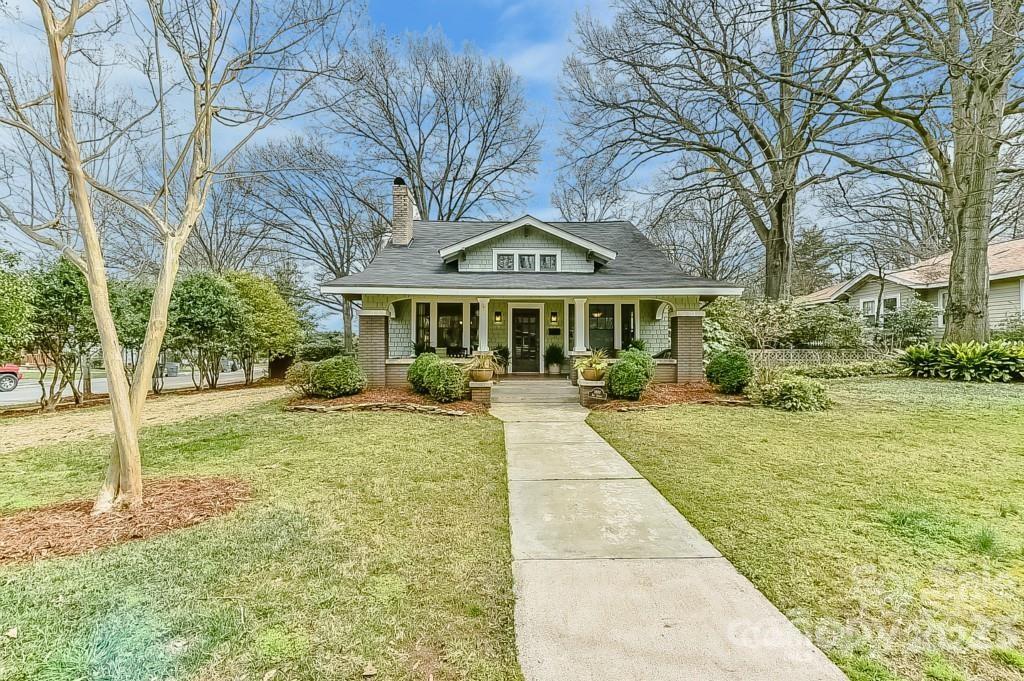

{"left": 391, "top": 177, "right": 420, "bottom": 246}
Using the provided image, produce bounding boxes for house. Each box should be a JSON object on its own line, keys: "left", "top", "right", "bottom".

{"left": 320, "top": 178, "right": 743, "bottom": 386}
{"left": 797, "top": 238, "right": 1024, "bottom": 329}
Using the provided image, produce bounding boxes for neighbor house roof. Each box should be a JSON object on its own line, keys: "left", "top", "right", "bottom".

{"left": 322, "top": 218, "right": 742, "bottom": 297}
{"left": 797, "top": 237, "right": 1024, "bottom": 305}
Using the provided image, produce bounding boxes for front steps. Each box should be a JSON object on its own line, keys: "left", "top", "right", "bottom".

{"left": 491, "top": 378, "right": 577, "bottom": 404}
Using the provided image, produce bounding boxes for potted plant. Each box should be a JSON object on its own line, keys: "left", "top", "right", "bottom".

{"left": 465, "top": 353, "right": 497, "bottom": 382}
{"left": 544, "top": 344, "right": 566, "bottom": 375}
{"left": 574, "top": 349, "right": 609, "bottom": 381}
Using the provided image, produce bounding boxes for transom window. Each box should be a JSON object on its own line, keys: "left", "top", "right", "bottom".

{"left": 492, "top": 249, "right": 560, "bottom": 272}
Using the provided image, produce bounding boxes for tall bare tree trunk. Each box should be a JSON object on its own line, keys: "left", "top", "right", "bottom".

{"left": 37, "top": 4, "right": 144, "bottom": 512}
{"left": 764, "top": 186, "right": 796, "bottom": 299}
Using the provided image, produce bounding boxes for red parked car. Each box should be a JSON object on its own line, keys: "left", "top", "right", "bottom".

{"left": 0, "top": 364, "right": 23, "bottom": 392}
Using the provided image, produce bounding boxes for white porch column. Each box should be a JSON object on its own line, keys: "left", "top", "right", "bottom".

{"left": 462, "top": 301, "right": 471, "bottom": 350}
{"left": 429, "top": 301, "right": 437, "bottom": 348}
{"left": 477, "top": 298, "right": 490, "bottom": 352}
{"left": 573, "top": 297, "right": 587, "bottom": 352}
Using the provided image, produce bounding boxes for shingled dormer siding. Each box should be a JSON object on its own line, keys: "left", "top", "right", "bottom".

{"left": 457, "top": 226, "right": 594, "bottom": 273}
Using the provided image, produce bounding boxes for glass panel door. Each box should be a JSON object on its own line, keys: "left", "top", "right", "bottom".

{"left": 511, "top": 308, "right": 540, "bottom": 372}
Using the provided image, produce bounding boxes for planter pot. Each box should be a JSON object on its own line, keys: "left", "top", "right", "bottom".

{"left": 580, "top": 368, "right": 604, "bottom": 381}
{"left": 547, "top": 363, "right": 561, "bottom": 375}
{"left": 469, "top": 368, "right": 494, "bottom": 382}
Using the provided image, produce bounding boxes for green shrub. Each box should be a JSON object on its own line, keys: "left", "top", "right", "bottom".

{"left": 607, "top": 349, "right": 654, "bottom": 399}
{"left": 617, "top": 347, "right": 655, "bottom": 379}
{"left": 993, "top": 315, "right": 1024, "bottom": 343}
{"left": 296, "top": 331, "right": 349, "bottom": 362}
{"left": 900, "top": 341, "right": 1024, "bottom": 382}
{"left": 878, "top": 299, "right": 938, "bottom": 348}
{"left": 784, "top": 360, "right": 900, "bottom": 379}
{"left": 423, "top": 360, "right": 466, "bottom": 403}
{"left": 309, "top": 356, "right": 366, "bottom": 397}
{"left": 284, "top": 361, "right": 315, "bottom": 396}
{"left": 407, "top": 352, "right": 440, "bottom": 394}
{"left": 936, "top": 341, "right": 1022, "bottom": 382}
{"left": 789, "top": 303, "right": 865, "bottom": 349}
{"left": 706, "top": 349, "right": 753, "bottom": 394}
{"left": 746, "top": 375, "right": 832, "bottom": 412}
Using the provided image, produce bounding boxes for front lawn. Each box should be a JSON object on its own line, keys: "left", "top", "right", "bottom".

{"left": 0, "top": 401, "right": 521, "bottom": 680}
{"left": 589, "top": 378, "right": 1024, "bottom": 681}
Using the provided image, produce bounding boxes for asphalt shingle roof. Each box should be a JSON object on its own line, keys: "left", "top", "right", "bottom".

{"left": 323, "top": 220, "right": 740, "bottom": 292}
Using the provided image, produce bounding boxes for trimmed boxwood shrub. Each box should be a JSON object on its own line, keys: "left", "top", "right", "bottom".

{"left": 407, "top": 352, "right": 440, "bottom": 394}
{"left": 706, "top": 349, "right": 752, "bottom": 394}
{"left": 309, "top": 356, "right": 367, "bottom": 397}
{"left": 285, "top": 360, "right": 315, "bottom": 396}
{"left": 607, "top": 348, "right": 654, "bottom": 400}
{"left": 423, "top": 360, "right": 466, "bottom": 403}
{"left": 747, "top": 375, "right": 831, "bottom": 412}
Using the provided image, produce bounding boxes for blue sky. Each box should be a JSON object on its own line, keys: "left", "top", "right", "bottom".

{"left": 366, "top": 0, "right": 614, "bottom": 219}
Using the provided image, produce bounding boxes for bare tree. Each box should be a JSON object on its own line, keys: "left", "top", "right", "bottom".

{"left": 805, "top": 0, "right": 1024, "bottom": 340}
{"left": 320, "top": 32, "right": 542, "bottom": 220}
{"left": 0, "top": 0, "right": 351, "bottom": 512}
{"left": 551, "top": 146, "right": 634, "bottom": 221}
{"left": 645, "top": 189, "right": 761, "bottom": 282}
{"left": 562, "top": 0, "right": 878, "bottom": 299}
{"left": 243, "top": 135, "right": 389, "bottom": 349}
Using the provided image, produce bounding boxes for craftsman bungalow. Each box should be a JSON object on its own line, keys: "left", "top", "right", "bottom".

{"left": 321, "top": 179, "right": 743, "bottom": 386}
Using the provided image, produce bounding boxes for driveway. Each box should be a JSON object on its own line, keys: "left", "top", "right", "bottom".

{"left": 491, "top": 380, "right": 846, "bottom": 680}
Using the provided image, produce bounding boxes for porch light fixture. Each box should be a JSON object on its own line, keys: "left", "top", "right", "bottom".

{"left": 494, "top": 309, "right": 503, "bottom": 324}
{"left": 550, "top": 311, "right": 558, "bottom": 324}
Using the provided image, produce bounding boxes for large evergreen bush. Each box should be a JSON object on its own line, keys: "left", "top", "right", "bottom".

{"left": 706, "top": 349, "right": 753, "bottom": 394}
{"left": 310, "top": 356, "right": 367, "bottom": 397}
{"left": 407, "top": 352, "right": 440, "bottom": 394}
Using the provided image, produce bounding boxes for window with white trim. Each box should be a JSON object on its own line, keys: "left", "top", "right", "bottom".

{"left": 937, "top": 290, "right": 947, "bottom": 326}
{"left": 860, "top": 299, "right": 877, "bottom": 325}
{"left": 492, "top": 249, "right": 561, "bottom": 272}
{"left": 881, "top": 295, "right": 899, "bottom": 317}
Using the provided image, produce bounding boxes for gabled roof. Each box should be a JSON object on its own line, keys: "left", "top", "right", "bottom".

{"left": 437, "top": 215, "right": 617, "bottom": 263}
{"left": 322, "top": 219, "right": 742, "bottom": 296}
{"left": 796, "top": 237, "right": 1024, "bottom": 305}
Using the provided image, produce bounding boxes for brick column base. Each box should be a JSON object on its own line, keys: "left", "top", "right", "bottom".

{"left": 358, "top": 314, "right": 388, "bottom": 387}
{"left": 469, "top": 381, "right": 492, "bottom": 406}
{"left": 671, "top": 312, "right": 704, "bottom": 382}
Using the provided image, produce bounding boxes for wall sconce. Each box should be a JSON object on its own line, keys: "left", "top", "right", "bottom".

{"left": 550, "top": 310, "right": 558, "bottom": 325}
{"left": 494, "top": 309, "right": 503, "bottom": 324}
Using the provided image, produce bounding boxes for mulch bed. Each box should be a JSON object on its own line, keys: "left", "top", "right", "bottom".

{"left": 0, "top": 477, "right": 251, "bottom": 564}
{"left": 593, "top": 382, "right": 750, "bottom": 412}
{"left": 290, "top": 386, "right": 488, "bottom": 415}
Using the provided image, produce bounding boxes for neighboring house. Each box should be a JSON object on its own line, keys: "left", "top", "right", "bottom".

{"left": 797, "top": 238, "right": 1024, "bottom": 330}
{"left": 320, "top": 178, "right": 743, "bottom": 386}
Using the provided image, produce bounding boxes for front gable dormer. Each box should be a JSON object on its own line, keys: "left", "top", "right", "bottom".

{"left": 438, "top": 215, "right": 616, "bottom": 273}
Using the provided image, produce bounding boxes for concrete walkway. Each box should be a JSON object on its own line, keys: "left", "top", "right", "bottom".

{"left": 491, "top": 381, "right": 846, "bottom": 681}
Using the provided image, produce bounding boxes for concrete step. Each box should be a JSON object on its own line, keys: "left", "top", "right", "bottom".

{"left": 491, "top": 393, "right": 579, "bottom": 404}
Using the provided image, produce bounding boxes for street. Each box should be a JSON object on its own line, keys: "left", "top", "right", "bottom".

{"left": 1, "top": 367, "right": 267, "bottom": 408}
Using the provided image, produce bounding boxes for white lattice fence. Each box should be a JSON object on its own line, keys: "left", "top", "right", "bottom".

{"left": 747, "top": 348, "right": 887, "bottom": 366}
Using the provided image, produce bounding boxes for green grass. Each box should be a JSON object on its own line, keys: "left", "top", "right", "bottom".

{"left": 589, "top": 378, "right": 1024, "bottom": 681}
{"left": 0, "top": 401, "right": 521, "bottom": 680}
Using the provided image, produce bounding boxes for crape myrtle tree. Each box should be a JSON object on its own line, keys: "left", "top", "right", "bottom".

{"left": 802, "top": 0, "right": 1024, "bottom": 341}
{"left": 0, "top": 0, "right": 353, "bottom": 513}
{"left": 562, "top": 0, "right": 880, "bottom": 299}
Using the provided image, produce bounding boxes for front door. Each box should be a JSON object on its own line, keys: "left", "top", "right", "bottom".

{"left": 511, "top": 308, "right": 540, "bottom": 372}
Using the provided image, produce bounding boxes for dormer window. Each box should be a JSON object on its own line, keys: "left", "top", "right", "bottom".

{"left": 492, "top": 249, "right": 560, "bottom": 272}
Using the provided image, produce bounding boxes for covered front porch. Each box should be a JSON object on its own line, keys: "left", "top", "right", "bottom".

{"left": 350, "top": 293, "right": 706, "bottom": 386}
